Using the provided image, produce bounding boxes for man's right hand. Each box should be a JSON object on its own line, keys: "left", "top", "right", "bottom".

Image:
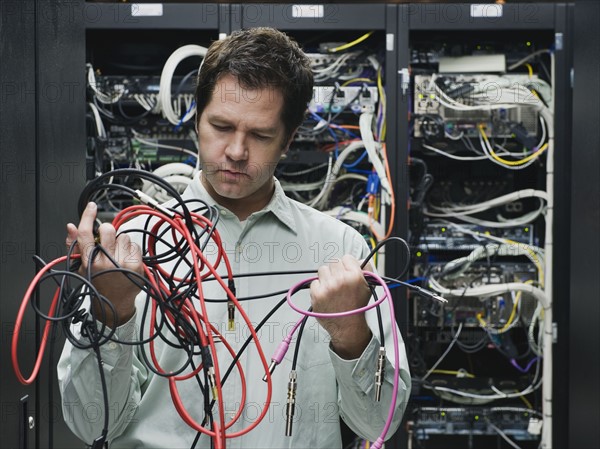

{"left": 66, "top": 202, "right": 143, "bottom": 327}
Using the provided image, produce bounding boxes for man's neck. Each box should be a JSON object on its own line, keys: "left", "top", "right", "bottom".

{"left": 200, "top": 175, "right": 275, "bottom": 221}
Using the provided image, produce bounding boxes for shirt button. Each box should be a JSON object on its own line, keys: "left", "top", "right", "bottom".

{"left": 108, "top": 342, "right": 118, "bottom": 350}
{"left": 358, "top": 369, "right": 366, "bottom": 378}
{"left": 220, "top": 209, "right": 227, "bottom": 216}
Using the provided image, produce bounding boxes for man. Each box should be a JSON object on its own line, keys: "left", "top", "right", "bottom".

{"left": 59, "top": 27, "right": 410, "bottom": 448}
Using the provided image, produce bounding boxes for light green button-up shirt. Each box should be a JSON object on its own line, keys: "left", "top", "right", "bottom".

{"left": 58, "top": 174, "right": 410, "bottom": 449}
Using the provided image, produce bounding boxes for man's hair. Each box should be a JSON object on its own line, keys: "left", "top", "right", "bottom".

{"left": 195, "top": 27, "right": 314, "bottom": 143}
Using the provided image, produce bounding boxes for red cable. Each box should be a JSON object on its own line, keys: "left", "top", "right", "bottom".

{"left": 12, "top": 203, "right": 275, "bottom": 448}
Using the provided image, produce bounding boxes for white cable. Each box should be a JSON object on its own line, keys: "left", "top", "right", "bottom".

{"left": 87, "top": 102, "right": 106, "bottom": 138}
{"left": 157, "top": 45, "right": 208, "bottom": 126}
{"left": 359, "top": 112, "right": 391, "bottom": 195}
{"left": 436, "top": 243, "right": 544, "bottom": 281}
{"left": 422, "top": 143, "right": 490, "bottom": 161}
{"left": 87, "top": 63, "right": 125, "bottom": 104}
{"left": 487, "top": 421, "right": 524, "bottom": 449}
{"left": 131, "top": 133, "right": 198, "bottom": 159}
{"left": 428, "top": 278, "right": 550, "bottom": 310}
{"left": 421, "top": 323, "right": 463, "bottom": 381}
{"left": 322, "top": 207, "right": 385, "bottom": 237}
{"left": 309, "top": 141, "right": 365, "bottom": 209}
{"left": 508, "top": 49, "right": 552, "bottom": 71}
{"left": 280, "top": 173, "right": 366, "bottom": 192}
{"left": 427, "top": 189, "right": 547, "bottom": 216}
{"left": 141, "top": 162, "right": 195, "bottom": 202}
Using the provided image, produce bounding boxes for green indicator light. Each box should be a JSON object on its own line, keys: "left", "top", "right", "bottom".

{"left": 525, "top": 227, "right": 529, "bottom": 232}
{"left": 429, "top": 94, "right": 436, "bottom": 99}
{"left": 474, "top": 415, "right": 479, "bottom": 421}
{"left": 441, "top": 227, "right": 446, "bottom": 232}
{"left": 527, "top": 41, "right": 532, "bottom": 47}
{"left": 441, "top": 412, "right": 446, "bottom": 417}
{"left": 416, "top": 251, "right": 422, "bottom": 257}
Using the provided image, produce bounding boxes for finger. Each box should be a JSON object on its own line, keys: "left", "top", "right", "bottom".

{"left": 116, "top": 233, "right": 138, "bottom": 267}
{"left": 66, "top": 223, "right": 79, "bottom": 252}
{"left": 340, "top": 255, "right": 371, "bottom": 291}
{"left": 97, "top": 223, "right": 117, "bottom": 258}
{"left": 316, "top": 264, "right": 332, "bottom": 286}
{"left": 126, "top": 240, "right": 143, "bottom": 271}
{"left": 76, "top": 202, "right": 99, "bottom": 265}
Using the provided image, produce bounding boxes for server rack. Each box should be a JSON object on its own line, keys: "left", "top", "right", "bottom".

{"left": 234, "top": 6, "right": 401, "bottom": 447}
{"left": 0, "top": 1, "right": 86, "bottom": 448}
{"left": 569, "top": 2, "right": 600, "bottom": 449}
{"left": 395, "top": 3, "right": 572, "bottom": 449}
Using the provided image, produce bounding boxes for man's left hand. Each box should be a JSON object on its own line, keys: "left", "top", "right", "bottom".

{"left": 310, "top": 255, "right": 373, "bottom": 359}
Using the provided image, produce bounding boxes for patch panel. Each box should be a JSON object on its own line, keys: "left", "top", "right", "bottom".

{"left": 417, "top": 223, "right": 536, "bottom": 251}
{"left": 412, "top": 262, "right": 539, "bottom": 328}
{"left": 413, "top": 74, "right": 547, "bottom": 139}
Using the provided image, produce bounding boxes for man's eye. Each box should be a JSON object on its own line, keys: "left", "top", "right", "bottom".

{"left": 254, "top": 133, "right": 269, "bottom": 140}
{"left": 212, "top": 124, "right": 229, "bottom": 131}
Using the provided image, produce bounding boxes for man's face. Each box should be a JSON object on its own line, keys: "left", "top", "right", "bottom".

{"left": 197, "top": 74, "right": 289, "bottom": 215}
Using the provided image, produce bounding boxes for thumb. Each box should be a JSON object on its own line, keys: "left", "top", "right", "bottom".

{"left": 66, "top": 223, "right": 79, "bottom": 253}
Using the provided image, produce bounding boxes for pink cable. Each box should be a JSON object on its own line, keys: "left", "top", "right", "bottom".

{"left": 283, "top": 269, "right": 400, "bottom": 449}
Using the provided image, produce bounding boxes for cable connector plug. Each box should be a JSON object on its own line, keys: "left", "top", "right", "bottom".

{"left": 413, "top": 285, "right": 447, "bottom": 303}
{"left": 134, "top": 189, "right": 175, "bottom": 218}
{"left": 285, "top": 370, "right": 297, "bottom": 437}
{"left": 91, "top": 432, "right": 107, "bottom": 449}
{"left": 200, "top": 346, "right": 218, "bottom": 400}
{"left": 262, "top": 334, "right": 293, "bottom": 382}
{"left": 207, "top": 366, "right": 218, "bottom": 401}
{"left": 374, "top": 346, "right": 386, "bottom": 402}
{"left": 227, "top": 280, "right": 236, "bottom": 331}
{"left": 227, "top": 301, "right": 235, "bottom": 331}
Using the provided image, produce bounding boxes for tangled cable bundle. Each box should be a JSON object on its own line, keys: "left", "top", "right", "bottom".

{"left": 12, "top": 168, "right": 435, "bottom": 449}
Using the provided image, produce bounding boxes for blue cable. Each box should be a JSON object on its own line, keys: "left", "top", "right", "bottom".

{"left": 174, "top": 100, "right": 196, "bottom": 132}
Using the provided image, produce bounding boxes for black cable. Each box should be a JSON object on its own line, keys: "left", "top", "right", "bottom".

{"left": 32, "top": 168, "right": 429, "bottom": 447}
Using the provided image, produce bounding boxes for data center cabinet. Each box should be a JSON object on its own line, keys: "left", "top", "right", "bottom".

{"left": 81, "top": 3, "right": 399, "bottom": 449}
{"left": 235, "top": 3, "right": 401, "bottom": 278}
{"left": 396, "top": 3, "right": 572, "bottom": 449}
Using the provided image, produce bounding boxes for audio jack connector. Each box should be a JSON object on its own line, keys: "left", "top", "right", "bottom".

{"left": 285, "top": 370, "right": 297, "bottom": 437}
{"left": 227, "top": 280, "right": 236, "bottom": 331}
{"left": 374, "top": 347, "right": 386, "bottom": 401}
{"left": 227, "top": 300, "right": 235, "bottom": 331}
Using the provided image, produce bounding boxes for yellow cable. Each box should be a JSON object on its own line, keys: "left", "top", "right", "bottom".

{"left": 328, "top": 31, "right": 374, "bottom": 53}
{"left": 518, "top": 392, "right": 534, "bottom": 409}
{"left": 341, "top": 77, "right": 374, "bottom": 87}
{"left": 524, "top": 63, "right": 534, "bottom": 78}
{"left": 431, "top": 369, "right": 476, "bottom": 378}
{"left": 377, "top": 67, "right": 386, "bottom": 141}
{"left": 479, "top": 124, "right": 548, "bottom": 166}
{"left": 368, "top": 236, "right": 378, "bottom": 266}
{"left": 476, "top": 312, "right": 488, "bottom": 328}
{"left": 500, "top": 292, "right": 520, "bottom": 332}
{"left": 503, "top": 240, "right": 544, "bottom": 287}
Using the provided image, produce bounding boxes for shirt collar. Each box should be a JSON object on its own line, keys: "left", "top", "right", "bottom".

{"left": 184, "top": 173, "right": 298, "bottom": 234}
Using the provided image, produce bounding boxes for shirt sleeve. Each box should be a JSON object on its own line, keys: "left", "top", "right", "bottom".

{"left": 328, "top": 229, "right": 412, "bottom": 442}
{"left": 329, "top": 325, "right": 411, "bottom": 442}
{"left": 57, "top": 309, "right": 148, "bottom": 444}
